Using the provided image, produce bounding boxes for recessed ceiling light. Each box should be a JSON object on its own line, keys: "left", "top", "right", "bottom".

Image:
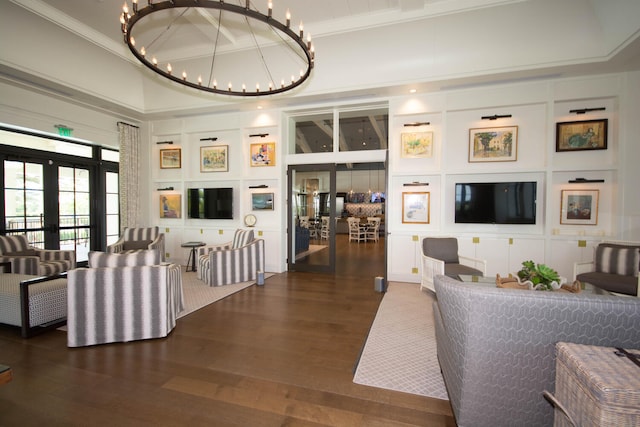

{"left": 409, "top": 88, "right": 417, "bottom": 93}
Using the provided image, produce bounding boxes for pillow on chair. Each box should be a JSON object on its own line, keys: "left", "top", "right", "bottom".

{"left": 88, "top": 250, "right": 160, "bottom": 268}
{"left": 122, "top": 240, "right": 153, "bottom": 251}
{"left": 595, "top": 244, "right": 640, "bottom": 276}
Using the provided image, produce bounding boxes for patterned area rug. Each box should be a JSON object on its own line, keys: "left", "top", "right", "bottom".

{"left": 353, "top": 282, "right": 449, "bottom": 400}
{"left": 178, "top": 270, "right": 272, "bottom": 319}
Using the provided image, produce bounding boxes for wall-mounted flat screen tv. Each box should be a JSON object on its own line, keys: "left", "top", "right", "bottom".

{"left": 455, "top": 181, "right": 537, "bottom": 224}
{"left": 187, "top": 188, "right": 233, "bottom": 219}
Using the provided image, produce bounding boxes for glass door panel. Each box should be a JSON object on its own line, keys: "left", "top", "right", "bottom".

{"left": 105, "top": 171, "right": 120, "bottom": 246}
{"left": 288, "top": 164, "right": 336, "bottom": 273}
{"left": 58, "top": 166, "right": 91, "bottom": 263}
{"left": 3, "top": 160, "right": 94, "bottom": 263}
{"left": 3, "top": 160, "right": 45, "bottom": 246}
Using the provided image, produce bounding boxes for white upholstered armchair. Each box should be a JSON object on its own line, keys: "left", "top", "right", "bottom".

{"left": 67, "top": 250, "right": 183, "bottom": 347}
{"left": 107, "top": 226, "right": 165, "bottom": 262}
{"left": 421, "top": 237, "right": 486, "bottom": 292}
{"left": 197, "top": 229, "right": 265, "bottom": 287}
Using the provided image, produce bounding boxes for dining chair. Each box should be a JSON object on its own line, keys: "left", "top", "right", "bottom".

{"left": 320, "top": 216, "right": 330, "bottom": 240}
{"left": 347, "top": 217, "right": 365, "bottom": 243}
{"left": 365, "top": 217, "right": 381, "bottom": 242}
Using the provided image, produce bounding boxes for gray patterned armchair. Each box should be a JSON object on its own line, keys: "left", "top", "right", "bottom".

{"left": 0, "top": 234, "right": 75, "bottom": 276}
{"left": 67, "top": 250, "right": 183, "bottom": 347}
{"left": 197, "top": 229, "right": 265, "bottom": 287}
{"left": 107, "top": 226, "right": 165, "bottom": 262}
{"left": 433, "top": 274, "right": 640, "bottom": 427}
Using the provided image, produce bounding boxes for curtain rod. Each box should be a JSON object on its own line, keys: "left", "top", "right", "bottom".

{"left": 117, "top": 121, "right": 139, "bottom": 129}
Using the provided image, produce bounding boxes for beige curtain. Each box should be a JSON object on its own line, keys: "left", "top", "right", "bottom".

{"left": 117, "top": 122, "right": 140, "bottom": 231}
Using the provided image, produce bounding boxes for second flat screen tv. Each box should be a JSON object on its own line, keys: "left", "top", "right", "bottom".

{"left": 187, "top": 188, "right": 233, "bottom": 219}
{"left": 455, "top": 181, "right": 537, "bottom": 224}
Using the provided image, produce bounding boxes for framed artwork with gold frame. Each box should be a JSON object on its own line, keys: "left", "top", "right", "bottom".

{"left": 250, "top": 142, "right": 276, "bottom": 166}
{"left": 200, "top": 145, "right": 228, "bottom": 172}
{"left": 159, "top": 194, "right": 181, "bottom": 218}
{"left": 560, "top": 189, "right": 599, "bottom": 225}
{"left": 160, "top": 148, "right": 181, "bottom": 169}
{"left": 402, "top": 192, "right": 430, "bottom": 224}
{"left": 469, "top": 126, "right": 518, "bottom": 162}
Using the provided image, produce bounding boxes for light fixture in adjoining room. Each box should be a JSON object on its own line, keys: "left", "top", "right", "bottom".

{"left": 119, "top": 0, "right": 315, "bottom": 97}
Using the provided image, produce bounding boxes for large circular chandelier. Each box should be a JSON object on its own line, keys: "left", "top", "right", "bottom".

{"left": 120, "top": 0, "right": 315, "bottom": 97}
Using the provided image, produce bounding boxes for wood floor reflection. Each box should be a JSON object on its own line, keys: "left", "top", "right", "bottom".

{"left": 294, "top": 233, "right": 386, "bottom": 278}
{"left": 0, "top": 236, "right": 454, "bottom": 426}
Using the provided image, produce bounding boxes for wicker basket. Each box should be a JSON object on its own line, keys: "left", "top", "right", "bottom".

{"left": 550, "top": 342, "right": 640, "bottom": 427}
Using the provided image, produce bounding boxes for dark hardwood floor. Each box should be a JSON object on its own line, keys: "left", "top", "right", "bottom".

{"left": 0, "top": 235, "right": 455, "bottom": 426}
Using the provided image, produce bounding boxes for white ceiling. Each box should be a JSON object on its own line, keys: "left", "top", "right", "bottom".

{"left": 3, "top": 0, "right": 640, "bottom": 119}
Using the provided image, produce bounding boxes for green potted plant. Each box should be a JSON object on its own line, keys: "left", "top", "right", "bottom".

{"left": 516, "top": 260, "right": 565, "bottom": 291}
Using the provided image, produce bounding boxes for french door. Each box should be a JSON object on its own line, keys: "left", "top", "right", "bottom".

{"left": 3, "top": 159, "right": 92, "bottom": 263}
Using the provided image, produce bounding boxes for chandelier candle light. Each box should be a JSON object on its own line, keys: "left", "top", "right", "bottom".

{"left": 120, "top": 0, "right": 315, "bottom": 97}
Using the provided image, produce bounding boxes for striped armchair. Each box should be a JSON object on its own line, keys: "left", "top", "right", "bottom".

{"left": 67, "top": 250, "right": 183, "bottom": 347}
{"left": 0, "top": 234, "right": 76, "bottom": 276}
{"left": 107, "top": 226, "right": 165, "bottom": 262}
{"left": 197, "top": 229, "right": 265, "bottom": 287}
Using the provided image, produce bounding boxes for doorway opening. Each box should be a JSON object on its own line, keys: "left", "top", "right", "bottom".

{"left": 287, "top": 162, "right": 386, "bottom": 280}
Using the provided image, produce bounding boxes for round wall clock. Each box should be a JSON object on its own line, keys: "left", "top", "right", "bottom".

{"left": 244, "top": 213, "right": 257, "bottom": 227}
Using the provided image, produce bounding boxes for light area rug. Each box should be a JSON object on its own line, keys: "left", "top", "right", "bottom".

{"left": 295, "top": 244, "right": 327, "bottom": 260}
{"left": 353, "top": 281, "right": 449, "bottom": 400}
{"left": 178, "top": 271, "right": 273, "bottom": 319}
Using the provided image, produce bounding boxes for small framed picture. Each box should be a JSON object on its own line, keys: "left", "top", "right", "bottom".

{"left": 250, "top": 142, "right": 276, "bottom": 166}
{"left": 252, "top": 193, "right": 274, "bottom": 211}
{"left": 556, "top": 119, "right": 607, "bottom": 152}
{"left": 402, "top": 192, "right": 430, "bottom": 224}
{"left": 401, "top": 131, "right": 433, "bottom": 158}
{"left": 160, "top": 148, "right": 181, "bottom": 169}
{"left": 560, "top": 189, "right": 599, "bottom": 225}
{"left": 200, "top": 145, "right": 228, "bottom": 172}
{"left": 159, "top": 194, "right": 181, "bottom": 218}
{"left": 469, "top": 126, "right": 518, "bottom": 162}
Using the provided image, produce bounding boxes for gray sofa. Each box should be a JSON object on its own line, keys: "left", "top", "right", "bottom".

{"left": 433, "top": 274, "right": 640, "bottom": 427}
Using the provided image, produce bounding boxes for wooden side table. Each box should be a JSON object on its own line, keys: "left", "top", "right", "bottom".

{"left": 181, "top": 242, "right": 206, "bottom": 272}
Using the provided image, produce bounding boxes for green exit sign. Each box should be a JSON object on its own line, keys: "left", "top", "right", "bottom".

{"left": 55, "top": 125, "right": 73, "bottom": 137}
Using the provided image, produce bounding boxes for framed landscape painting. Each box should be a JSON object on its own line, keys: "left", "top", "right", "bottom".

{"left": 160, "top": 148, "right": 181, "bottom": 169}
{"left": 556, "top": 119, "right": 607, "bottom": 152}
{"left": 560, "top": 189, "right": 599, "bottom": 225}
{"left": 402, "top": 192, "right": 430, "bottom": 224}
{"left": 252, "top": 193, "right": 274, "bottom": 210}
{"left": 469, "top": 126, "right": 518, "bottom": 162}
{"left": 200, "top": 145, "right": 228, "bottom": 172}
{"left": 401, "top": 131, "right": 433, "bottom": 158}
